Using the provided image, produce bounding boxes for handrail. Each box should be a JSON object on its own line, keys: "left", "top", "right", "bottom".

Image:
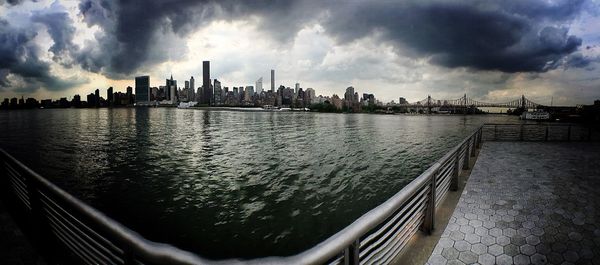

{"left": 482, "top": 123, "right": 596, "bottom": 142}
{"left": 0, "top": 125, "right": 485, "bottom": 265}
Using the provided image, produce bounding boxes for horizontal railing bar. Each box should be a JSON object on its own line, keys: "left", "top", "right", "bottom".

{"left": 50, "top": 221, "right": 104, "bottom": 265}
{"left": 42, "top": 200, "right": 125, "bottom": 264}
{"left": 359, "top": 189, "right": 428, "bottom": 258}
{"left": 364, "top": 211, "right": 424, "bottom": 265}
{"left": 39, "top": 191, "right": 124, "bottom": 255}
{"left": 360, "top": 185, "right": 429, "bottom": 247}
{"left": 46, "top": 213, "right": 116, "bottom": 265}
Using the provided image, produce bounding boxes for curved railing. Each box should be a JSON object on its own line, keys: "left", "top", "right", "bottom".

{"left": 0, "top": 126, "right": 484, "bottom": 265}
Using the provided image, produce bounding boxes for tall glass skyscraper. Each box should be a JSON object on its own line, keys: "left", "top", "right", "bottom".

{"left": 135, "top": 76, "right": 150, "bottom": 103}
{"left": 270, "top": 69, "right": 275, "bottom": 92}
{"left": 203, "top": 61, "right": 211, "bottom": 105}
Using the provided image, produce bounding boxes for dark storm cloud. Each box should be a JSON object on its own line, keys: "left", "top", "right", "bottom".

{"left": 0, "top": 19, "right": 85, "bottom": 92}
{"left": 31, "top": 8, "right": 79, "bottom": 67}
{"left": 321, "top": 0, "right": 588, "bottom": 73}
{"left": 76, "top": 0, "right": 315, "bottom": 77}
{"left": 74, "top": 0, "right": 593, "bottom": 77}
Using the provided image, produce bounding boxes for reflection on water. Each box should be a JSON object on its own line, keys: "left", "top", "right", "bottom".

{"left": 0, "top": 109, "right": 517, "bottom": 258}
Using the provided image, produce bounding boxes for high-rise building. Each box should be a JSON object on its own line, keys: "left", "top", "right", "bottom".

{"left": 188, "top": 76, "right": 195, "bottom": 102}
{"left": 306, "top": 88, "right": 315, "bottom": 104}
{"left": 214, "top": 79, "right": 222, "bottom": 104}
{"left": 295, "top": 83, "right": 300, "bottom": 94}
{"left": 270, "top": 69, "right": 275, "bottom": 92}
{"left": 94, "top": 89, "right": 100, "bottom": 107}
{"left": 344, "top": 86, "right": 355, "bottom": 102}
{"left": 256, "top": 77, "right": 263, "bottom": 94}
{"left": 107, "top": 87, "right": 113, "bottom": 104}
{"left": 126, "top": 86, "right": 133, "bottom": 104}
{"left": 203, "top": 61, "right": 212, "bottom": 105}
{"left": 185, "top": 81, "right": 190, "bottom": 89}
{"left": 166, "top": 74, "right": 177, "bottom": 101}
{"left": 135, "top": 76, "right": 150, "bottom": 104}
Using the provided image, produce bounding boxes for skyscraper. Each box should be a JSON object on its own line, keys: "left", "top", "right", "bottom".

{"left": 94, "top": 89, "right": 100, "bottom": 107}
{"left": 270, "top": 69, "right": 275, "bottom": 92}
{"left": 189, "top": 76, "right": 195, "bottom": 102}
{"left": 256, "top": 77, "right": 263, "bottom": 94}
{"left": 126, "top": 86, "right": 133, "bottom": 104}
{"left": 107, "top": 86, "right": 113, "bottom": 104}
{"left": 166, "top": 74, "right": 176, "bottom": 101}
{"left": 135, "top": 76, "right": 150, "bottom": 104}
{"left": 295, "top": 83, "right": 300, "bottom": 95}
{"left": 203, "top": 61, "right": 212, "bottom": 105}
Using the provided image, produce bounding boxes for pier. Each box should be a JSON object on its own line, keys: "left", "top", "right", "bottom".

{"left": 0, "top": 123, "right": 598, "bottom": 264}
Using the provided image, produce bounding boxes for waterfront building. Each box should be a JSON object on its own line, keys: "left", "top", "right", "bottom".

{"left": 107, "top": 87, "right": 113, "bottom": 104}
{"left": 166, "top": 75, "right": 177, "bottom": 101}
{"left": 94, "top": 89, "right": 100, "bottom": 107}
{"left": 399, "top": 97, "right": 408, "bottom": 105}
{"left": 203, "top": 61, "right": 212, "bottom": 105}
{"left": 270, "top": 69, "right": 275, "bottom": 92}
{"left": 306, "top": 88, "right": 315, "bottom": 104}
{"left": 126, "top": 86, "right": 133, "bottom": 104}
{"left": 135, "top": 76, "right": 150, "bottom": 104}
{"left": 214, "top": 79, "right": 222, "bottom": 105}
{"left": 295, "top": 83, "right": 300, "bottom": 95}
{"left": 188, "top": 76, "right": 195, "bottom": 102}
{"left": 256, "top": 77, "right": 263, "bottom": 94}
{"left": 344, "top": 86, "right": 355, "bottom": 102}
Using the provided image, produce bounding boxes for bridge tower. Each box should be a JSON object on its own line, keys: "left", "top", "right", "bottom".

{"left": 521, "top": 95, "right": 526, "bottom": 110}
{"left": 427, "top": 95, "right": 432, "bottom": 114}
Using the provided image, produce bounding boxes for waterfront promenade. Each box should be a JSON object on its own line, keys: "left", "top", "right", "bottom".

{"left": 426, "top": 141, "right": 600, "bottom": 265}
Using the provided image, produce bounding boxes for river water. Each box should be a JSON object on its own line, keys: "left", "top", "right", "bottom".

{"left": 0, "top": 108, "right": 517, "bottom": 259}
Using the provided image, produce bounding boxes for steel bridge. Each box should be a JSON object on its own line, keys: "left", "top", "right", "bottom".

{"left": 400, "top": 94, "right": 543, "bottom": 109}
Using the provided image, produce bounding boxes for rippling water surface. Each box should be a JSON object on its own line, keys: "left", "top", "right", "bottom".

{"left": 0, "top": 109, "right": 516, "bottom": 258}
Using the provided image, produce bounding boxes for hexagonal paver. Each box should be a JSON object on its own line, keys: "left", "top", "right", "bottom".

{"left": 496, "top": 254, "right": 513, "bottom": 265}
{"left": 450, "top": 231, "right": 465, "bottom": 241}
{"left": 520, "top": 244, "right": 536, "bottom": 256}
{"left": 442, "top": 247, "right": 460, "bottom": 260}
{"left": 465, "top": 233, "right": 480, "bottom": 244}
{"left": 454, "top": 240, "right": 471, "bottom": 252}
{"left": 471, "top": 243, "right": 487, "bottom": 255}
{"left": 502, "top": 228, "right": 516, "bottom": 237}
{"left": 530, "top": 253, "right": 547, "bottom": 265}
{"left": 458, "top": 251, "right": 478, "bottom": 264}
{"left": 469, "top": 219, "right": 483, "bottom": 227}
{"left": 478, "top": 253, "right": 495, "bottom": 265}
{"left": 475, "top": 226, "right": 488, "bottom": 237}
{"left": 504, "top": 244, "right": 520, "bottom": 257}
{"left": 514, "top": 254, "right": 530, "bottom": 265}
{"left": 563, "top": 250, "right": 579, "bottom": 263}
{"left": 489, "top": 228, "right": 502, "bottom": 237}
{"left": 488, "top": 244, "right": 503, "bottom": 256}
{"left": 568, "top": 232, "right": 583, "bottom": 241}
{"left": 480, "top": 235, "right": 495, "bottom": 246}
{"left": 525, "top": 235, "right": 540, "bottom": 246}
{"left": 496, "top": 236, "right": 510, "bottom": 246}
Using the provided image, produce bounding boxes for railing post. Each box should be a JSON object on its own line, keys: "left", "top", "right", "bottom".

{"left": 463, "top": 143, "right": 470, "bottom": 170}
{"left": 589, "top": 127, "right": 593, "bottom": 141}
{"left": 344, "top": 239, "right": 360, "bottom": 265}
{"left": 567, "top": 125, "right": 571, "bottom": 141}
{"left": 494, "top": 125, "right": 497, "bottom": 141}
{"left": 519, "top": 124, "right": 524, "bottom": 141}
{"left": 450, "top": 150, "right": 460, "bottom": 191}
{"left": 476, "top": 128, "right": 482, "bottom": 149}
{"left": 422, "top": 169, "right": 437, "bottom": 234}
{"left": 470, "top": 137, "right": 476, "bottom": 157}
{"left": 545, "top": 126, "right": 549, "bottom": 141}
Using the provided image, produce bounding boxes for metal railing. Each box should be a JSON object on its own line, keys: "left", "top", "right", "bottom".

{"left": 482, "top": 123, "right": 597, "bottom": 142}
{"left": 1, "top": 126, "right": 484, "bottom": 265}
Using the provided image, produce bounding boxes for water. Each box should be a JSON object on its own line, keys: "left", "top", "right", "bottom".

{"left": 0, "top": 108, "right": 517, "bottom": 259}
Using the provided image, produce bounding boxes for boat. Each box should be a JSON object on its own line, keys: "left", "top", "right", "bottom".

{"left": 520, "top": 109, "right": 550, "bottom": 120}
{"left": 261, "top": 105, "right": 280, "bottom": 111}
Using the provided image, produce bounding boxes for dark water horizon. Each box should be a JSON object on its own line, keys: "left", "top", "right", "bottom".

{"left": 0, "top": 108, "right": 518, "bottom": 259}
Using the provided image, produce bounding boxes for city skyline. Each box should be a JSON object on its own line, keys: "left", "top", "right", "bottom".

{"left": 1, "top": 1, "right": 600, "bottom": 105}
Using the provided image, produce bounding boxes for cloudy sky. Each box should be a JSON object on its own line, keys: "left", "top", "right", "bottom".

{"left": 1, "top": 0, "right": 599, "bottom": 105}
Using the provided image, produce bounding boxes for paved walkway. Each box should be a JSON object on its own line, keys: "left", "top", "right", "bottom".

{"left": 427, "top": 142, "right": 600, "bottom": 265}
{"left": 0, "top": 200, "right": 46, "bottom": 265}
